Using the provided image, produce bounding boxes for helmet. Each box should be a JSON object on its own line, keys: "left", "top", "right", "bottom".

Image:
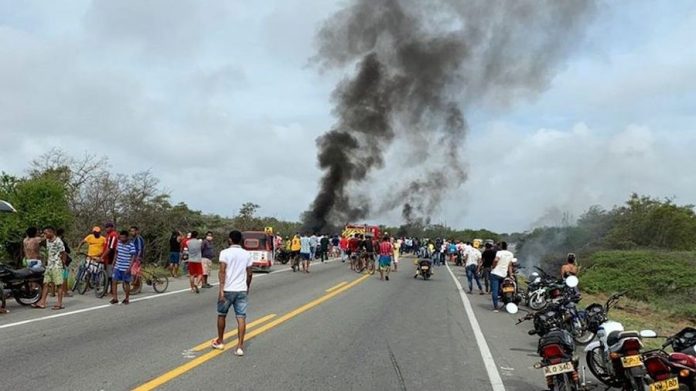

{"left": 530, "top": 272, "right": 540, "bottom": 280}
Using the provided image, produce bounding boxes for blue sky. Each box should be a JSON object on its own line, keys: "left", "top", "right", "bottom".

{"left": 0, "top": 0, "right": 694, "bottom": 232}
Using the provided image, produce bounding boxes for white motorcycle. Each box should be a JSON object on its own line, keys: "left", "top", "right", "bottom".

{"left": 584, "top": 292, "right": 657, "bottom": 390}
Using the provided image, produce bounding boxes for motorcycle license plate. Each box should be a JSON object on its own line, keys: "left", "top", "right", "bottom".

{"left": 421, "top": 266, "right": 429, "bottom": 270}
{"left": 649, "top": 378, "right": 679, "bottom": 391}
{"left": 502, "top": 287, "right": 515, "bottom": 293}
{"left": 542, "top": 362, "right": 574, "bottom": 377}
{"left": 621, "top": 355, "right": 643, "bottom": 368}
{"left": 650, "top": 377, "right": 679, "bottom": 391}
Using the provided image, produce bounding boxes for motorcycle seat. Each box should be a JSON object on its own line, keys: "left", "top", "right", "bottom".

{"left": 607, "top": 330, "right": 640, "bottom": 347}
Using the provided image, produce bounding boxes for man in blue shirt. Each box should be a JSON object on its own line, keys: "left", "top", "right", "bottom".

{"left": 111, "top": 230, "right": 136, "bottom": 305}
{"left": 129, "top": 226, "right": 145, "bottom": 260}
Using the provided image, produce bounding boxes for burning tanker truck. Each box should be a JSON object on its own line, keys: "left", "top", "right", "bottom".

{"left": 342, "top": 224, "right": 381, "bottom": 240}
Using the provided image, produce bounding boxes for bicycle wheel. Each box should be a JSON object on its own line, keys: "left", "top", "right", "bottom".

{"left": 76, "top": 270, "right": 89, "bottom": 295}
{"left": 130, "top": 275, "right": 142, "bottom": 295}
{"left": 94, "top": 270, "right": 108, "bottom": 298}
{"left": 152, "top": 276, "right": 169, "bottom": 293}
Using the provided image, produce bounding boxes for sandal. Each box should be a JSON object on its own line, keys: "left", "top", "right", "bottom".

{"left": 51, "top": 305, "right": 64, "bottom": 310}
{"left": 122, "top": 299, "right": 129, "bottom": 305}
{"left": 109, "top": 299, "right": 119, "bottom": 304}
{"left": 31, "top": 303, "right": 46, "bottom": 309}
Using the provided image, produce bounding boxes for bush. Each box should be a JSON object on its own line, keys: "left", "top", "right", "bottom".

{"left": 581, "top": 250, "right": 696, "bottom": 319}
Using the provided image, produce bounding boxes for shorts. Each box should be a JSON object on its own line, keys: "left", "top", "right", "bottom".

{"left": 169, "top": 252, "right": 180, "bottom": 264}
{"left": 112, "top": 268, "right": 132, "bottom": 283}
{"left": 44, "top": 267, "right": 64, "bottom": 285}
{"left": 202, "top": 258, "right": 211, "bottom": 275}
{"left": 188, "top": 262, "right": 203, "bottom": 276}
{"left": 300, "top": 253, "right": 310, "bottom": 261}
{"left": 217, "top": 291, "right": 248, "bottom": 318}
{"left": 379, "top": 255, "right": 392, "bottom": 269}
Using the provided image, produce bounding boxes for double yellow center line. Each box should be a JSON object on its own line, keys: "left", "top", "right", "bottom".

{"left": 133, "top": 274, "right": 370, "bottom": 391}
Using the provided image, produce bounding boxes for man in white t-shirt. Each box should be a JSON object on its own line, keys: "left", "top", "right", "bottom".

{"left": 211, "top": 230, "right": 253, "bottom": 356}
{"left": 490, "top": 241, "right": 514, "bottom": 312}
{"left": 464, "top": 242, "right": 484, "bottom": 295}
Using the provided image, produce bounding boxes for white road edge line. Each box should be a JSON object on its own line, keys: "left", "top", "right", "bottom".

{"left": 445, "top": 263, "right": 505, "bottom": 391}
{"left": 0, "top": 258, "right": 341, "bottom": 330}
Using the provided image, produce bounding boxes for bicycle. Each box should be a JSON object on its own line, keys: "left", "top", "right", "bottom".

{"left": 73, "top": 253, "right": 108, "bottom": 298}
{"left": 351, "top": 252, "right": 365, "bottom": 273}
{"left": 130, "top": 264, "right": 169, "bottom": 294}
{"left": 363, "top": 252, "right": 375, "bottom": 275}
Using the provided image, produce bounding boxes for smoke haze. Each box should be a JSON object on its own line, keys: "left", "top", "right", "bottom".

{"left": 303, "top": 0, "right": 596, "bottom": 231}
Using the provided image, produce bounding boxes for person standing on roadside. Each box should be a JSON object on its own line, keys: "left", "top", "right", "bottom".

{"left": 168, "top": 231, "right": 182, "bottom": 277}
{"left": 201, "top": 231, "right": 215, "bottom": 288}
{"left": 392, "top": 237, "right": 401, "bottom": 272}
{"left": 378, "top": 235, "right": 393, "bottom": 281}
{"left": 33, "top": 227, "right": 66, "bottom": 310}
{"left": 102, "top": 222, "right": 118, "bottom": 291}
{"left": 300, "top": 233, "right": 311, "bottom": 273}
{"left": 129, "top": 226, "right": 144, "bottom": 280}
{"left": 319, "top": 234, "right": 329, "bottom": 263}
{"left": 309, "top": 233, "right": 318, "bottom": 261}
{"left": 21, "top": 227, "right": 43, "bottom": 271}
{"left": 480, "top": 243, "right": 496, "bottom": 293}
{"left": 212, "top": 230, "right": 253, "bottom": 356}
{"left": 464, "top": 242, "right": 485, "bottom": 295}
{"left": 57, "top": 228, "right": 73, "bottom": 298}
{"left": 111, "top": 230, "right": 135, "bottom": 305}
{"left": 490, "top": 241, "right": 514, "bottom": 312}
{"left": 187, "top": 231, "right": 204, "bottom": 293}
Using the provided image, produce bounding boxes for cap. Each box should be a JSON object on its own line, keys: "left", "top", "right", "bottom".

{"left": 92, "top": 226, "right": 102, "bottom": 233}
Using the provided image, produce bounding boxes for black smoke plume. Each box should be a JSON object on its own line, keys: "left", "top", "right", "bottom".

{"left": 303, "top": 0, "right": 596, "bottom": 232}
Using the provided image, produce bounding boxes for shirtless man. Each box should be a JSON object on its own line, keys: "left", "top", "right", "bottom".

{"left": 22, "top": 227, "right": 43, "bottom": 270}
{"left": 560, "top": 253, "right": 578, "bottom": 279}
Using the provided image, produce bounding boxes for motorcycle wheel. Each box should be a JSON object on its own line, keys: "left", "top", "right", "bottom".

{"left": 152, "top": 276, "right": 169, "bottom": 293}
{"left": 553, "top": 373, "right": 576, "bottom": 391}
{"left": 586, "top": 348, "right": 622, "bottom": 388}
{"left": 529, "top": 291, "right": 547, "bottom": 310}
{"left": 626, "top": 372, "right": 646, "bottom": 391}
{"left": 422, "top": 273, "right": 430, "bottom": 280}
{"left": 14, "top": 282, "right": 41, "bottom": 306}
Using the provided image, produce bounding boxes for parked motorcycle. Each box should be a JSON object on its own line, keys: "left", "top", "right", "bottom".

{"left": 0, "top": 263, "right": 44, "bottom": 306}
{"left": 527, "top": 267, "right": 567, "bottom": 311}
{"left": 508, "top": 299, "right": 582, "bottom": 390}
{"left": 584, "top": 292, "right": 656, "bottom": 390}
{"left": 643, "top": 327, "right": 696, "bottom": 390}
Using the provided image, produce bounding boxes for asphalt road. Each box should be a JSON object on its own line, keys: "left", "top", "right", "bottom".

{"left": 0, "top": 257, "right": 591, "bottom": 391}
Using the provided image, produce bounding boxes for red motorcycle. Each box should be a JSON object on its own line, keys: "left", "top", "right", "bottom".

{"left": 643, "top": 327, "right": 696, "bottom": 390}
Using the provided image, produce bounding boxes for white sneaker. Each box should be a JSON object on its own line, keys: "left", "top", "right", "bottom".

{"left": 233, "top": 348, "right": 244, "bottom": 356}
{"left": 211, "top": 339, "right": 224, "bottom": 350}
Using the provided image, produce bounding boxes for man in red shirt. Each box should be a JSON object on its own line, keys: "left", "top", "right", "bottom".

{"left": 378, "top": 235, "right": 394, "bottom": 281}
{"left": 102, "top": 222, "right": 119, "bottom": 289}
{"left": 347, "top": 234, "right": 360, "bottom": 271}
{"left": 339, "top": 236, "right": 349, "bottom": 263}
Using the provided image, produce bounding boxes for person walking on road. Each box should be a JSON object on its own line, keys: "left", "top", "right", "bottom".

{"left": 378, "top": 236, "right": 393, "bottom": 281}
{"left": 339, "top": 235, "right": 348, "bottom": 263}
{"left": 319, "top": 234, "right": 329, "bottom": 262}
{"left": 33, "top": 227, "right": 66, "bottom": 310}
{"left": 300, "top": 233, "right": 311, "bottom": 273}
{"left": 480, "top": 243, "right": 496, "bottom": 293}
{"left": 464, "top": 242, "right": 484, "bottom": 295}
{"left": 490, "top": 242, "right": 514, "bottom": 312}
{"left": 212, "top": 230, "right": 253, "bottom": 356}
{"left": 309, "top": 233, "right": 318, "bottom": 260}
{"left": 111, "top": 230, "right": 136, "bottom": 305}
{"left": 392, "top": 237, "right": 400, "bottom": 272}
{"left": 201, "top": 231, "right": 215, "bottom": 288}
{"left": 290, "top": 233, "right": 301, "bottom": 270}
{"left": 187, "top": 231, "right": 204, "bottom": 293}
{"left": 168, "top": 231, "right": 182, "bottom": 277}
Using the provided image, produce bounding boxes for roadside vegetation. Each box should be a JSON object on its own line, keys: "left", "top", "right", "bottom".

{"left": 516, "top": 195, "right": 696, "bottom": 329}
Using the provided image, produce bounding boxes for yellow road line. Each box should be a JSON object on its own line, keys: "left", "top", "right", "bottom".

{"left": 190, "top": 314, "right": 277, "bottom": 352}
{"left": 133, "top": 274, "right": 371, "bottom": 391}
{"left": 325, "top": 281, "right": 348, "bottom": 292}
